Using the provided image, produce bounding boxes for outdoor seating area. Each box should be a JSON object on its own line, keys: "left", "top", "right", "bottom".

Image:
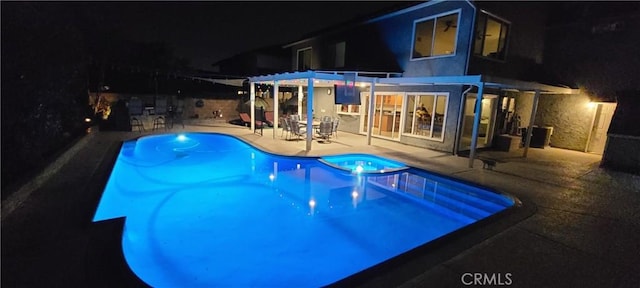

{"left": 127, "top": 97, "right": 185, "bottom": 132}
{"left": 278, "top": 114, "right": 339, "bottom": 143}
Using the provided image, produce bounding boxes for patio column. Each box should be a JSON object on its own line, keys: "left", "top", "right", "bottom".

{"left": 273, "top": 81, "right": 279, "bottom": 139}
{"left": 366, "top": 80, "right": 376, "bottom": 145}
{"left": 250, "top": 82, "right": 255, "bottom": 132}
{"left": 468, "top": 82, "right": 485, "bottom": 168}
{"left": 306, "top": 78, "right": 314, "bottom": 151}
{"left": 298, "top": 85, "right": 303, "bottom": 116}
{"left": 523, "top": 90, "right": 540, "bottom": 158}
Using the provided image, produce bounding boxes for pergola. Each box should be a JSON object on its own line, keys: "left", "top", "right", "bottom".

{"left": 248, "top": 71, "right": 577, "bottom": 168}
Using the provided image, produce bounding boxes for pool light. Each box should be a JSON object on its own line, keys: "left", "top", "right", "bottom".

{"left": 355, "top": 165, "right": 364, "bottom": 173}
{"left": 176, "top": 134, "right": 187, "bottom": 142}
{"left": 269, "top": 174, "right": 275, "bottom": 181}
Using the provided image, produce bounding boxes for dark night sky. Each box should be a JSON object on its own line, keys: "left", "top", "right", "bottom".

{"left": 93, "top": 1, "right": 401, "bottom": 70}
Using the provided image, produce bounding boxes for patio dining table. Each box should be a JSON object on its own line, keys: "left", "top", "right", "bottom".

{"left": 299, "top": 120, "right": 322, "bottom": 129}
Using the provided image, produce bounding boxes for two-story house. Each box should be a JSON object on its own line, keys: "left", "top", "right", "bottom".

{"left": 242, "top": 1, "right": 619, "bottom": 168}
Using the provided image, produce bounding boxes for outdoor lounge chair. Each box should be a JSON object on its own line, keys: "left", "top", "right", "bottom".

{"left": 239, "top": 112, "right": 264, "bottom": 135}
{"left": 264, "top": 111, "right": 275, "bottom": 127}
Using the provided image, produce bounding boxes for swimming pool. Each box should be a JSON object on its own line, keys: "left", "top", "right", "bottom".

{"left": 93, "top": 133, "right": 515, "bottom": 287}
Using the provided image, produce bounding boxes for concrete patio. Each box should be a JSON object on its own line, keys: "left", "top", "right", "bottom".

{"left": 2, "top": 123, "right": 639, "bottom": 287}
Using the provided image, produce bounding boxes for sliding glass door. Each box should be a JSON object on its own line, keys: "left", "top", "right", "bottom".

{"left": 360, "top": 93, "right": 403, "bottom": 140}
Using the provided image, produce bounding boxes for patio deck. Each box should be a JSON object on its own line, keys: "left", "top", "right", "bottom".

{"left": 2, "top": 123, "right": 639, "bottom": 287}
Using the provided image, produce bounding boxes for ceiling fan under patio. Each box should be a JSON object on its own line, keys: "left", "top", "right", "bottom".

{"left": 443, "top": 20, "right": 457, "bottom": 31}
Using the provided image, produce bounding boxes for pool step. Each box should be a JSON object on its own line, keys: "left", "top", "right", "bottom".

{"left": 393, "top": 177, "right": 508, "bottom": 220}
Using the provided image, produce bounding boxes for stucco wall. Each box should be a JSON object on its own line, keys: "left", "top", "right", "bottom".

{"left": 288, "top": 1, "right": 473, "bottom": 76}
{"left": 374, "top": 1, "right": 474, "bottom": 77}
{"left": 535, "top": 93, "right": 592, "bottom": 151}
{"left": 311, "top": 87, "right": 338, "bottom": 120}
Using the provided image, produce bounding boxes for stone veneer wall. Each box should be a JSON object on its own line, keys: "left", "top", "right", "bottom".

{"left": 535, "top": 93, "right": 593, "bottom": 151}
{"left": 513, "top": 91, "right": 533, "bottom": 128}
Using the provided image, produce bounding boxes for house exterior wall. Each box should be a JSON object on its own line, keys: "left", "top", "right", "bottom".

{"left": 468, "top": 2, "right": 549, "bottom": 81}
{"left": 372, "top": 1, "right": 474, "bottom": 77}
{"left": 513, "top": 91, "right": 533, "bottom": 129}
{"left": 543, "top": 2, "right": 640, "bottom": 101}
{"left": 288, "top": 1, "right": 474, "bottom": 76}
{"left": 311, "top": 87, "right": 338, "bottom": 120}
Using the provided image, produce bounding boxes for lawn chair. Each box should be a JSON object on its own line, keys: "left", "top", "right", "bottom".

{"left": 131, "top": 117, "right": 145, "bottom": 133}
{"left": 332, "top": 118, "right": 340, "bottom": 138}
{"left": 317, "top": 121, "right": 333, "bottom": 143}
{"left": 264, "top": 111, "right": 275, "bottom": 127}
{"left": 289, "top": 120, "right": 306, "bottom": 141}
{"left": 239, "top": 112, "right": 264, "bottom": 135}
{"left": 280, "top": 117, "right": 291, "bottom": 140}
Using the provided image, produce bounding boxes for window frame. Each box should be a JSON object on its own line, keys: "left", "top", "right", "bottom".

{"left": 473, "top": 10, "right": 511, "bottom": 62}
{"left": 410, "top": 9, "right": 461, "bottom": 61}
{"left": 336, "top": 103, "right": 360, "bottom": 115}
{"left": 402, "top": 92, "right": 449, "bottom": 142}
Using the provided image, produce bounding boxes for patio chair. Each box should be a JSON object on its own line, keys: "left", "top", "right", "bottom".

{"left": 332, "top": 118, "right": 340, "bottom": 138}
{"left": 289, "top": 120, "right": 306, "bottom": 141}
{"left": 280, "top": 117, "right": 291, "bottom": 140}
{"left": 317, "top": 121, "right": 333, "bottom": 143}
{"left": 131, "top": 117, "right": 145, "bottom": 133}
{"left": 321, "top": 115, "right": 332, "bottom": 123}
{"left": 153, "top": 116, "right": 166, "bottom": 131}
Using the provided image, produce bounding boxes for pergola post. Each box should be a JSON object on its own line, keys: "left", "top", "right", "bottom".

{"left": 306, "top": 78, "right": 314, "bottom": 151}
{"left": 297, "top": 85, "right": 303, "bottom": 116}
{"left": 250, "top": 82, "right": 255, "bottom": 132}
{"left": 523, "top": 90, "right": 540, "bottom": 158}
{"left": 273, "top": 81, "right": 279, "bottom": 139}
{"left": 468, "top": 82, "right": 485, "bottom": 168}
{"left": 366, "top": 80, "right": 376, "bottom": 145}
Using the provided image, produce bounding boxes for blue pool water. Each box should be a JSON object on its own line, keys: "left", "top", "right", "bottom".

{"left": 93, "top": 133, "right": 515, "bottom": 287}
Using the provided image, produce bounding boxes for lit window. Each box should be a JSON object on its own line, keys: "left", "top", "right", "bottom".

{"left": 412, "top": 12, "right": 459, "bottom": 59}
{"left": 403, "top": 93, "right": 448, "bottom": 140}
{"left": 337, "top": 104, "right": 359, "bottom": 115}
{"left": 474, "top": 12, "right": 509, "bottom": 60}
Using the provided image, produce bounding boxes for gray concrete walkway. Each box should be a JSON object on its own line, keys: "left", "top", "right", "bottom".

{"left": 2, "top": 124, "right": 639, "bottom": 287}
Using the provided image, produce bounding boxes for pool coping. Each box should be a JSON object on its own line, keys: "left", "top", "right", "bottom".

{"left": 86, "top": 132, "right": 536, "bottom": 287}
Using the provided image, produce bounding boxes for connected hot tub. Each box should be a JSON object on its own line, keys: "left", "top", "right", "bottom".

{"left": 318, "top": 153, "right": 409, "bottom": 174}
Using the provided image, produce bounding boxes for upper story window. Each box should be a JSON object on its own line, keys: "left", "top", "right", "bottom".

{"left": 412, "top": 11, "right": 460, "bottom": 59}
{"left": 297, "top": 47, "right": 312, "bottom": 71}
{"left": 474, "top": 11, "right": 510, "bottom": 60}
